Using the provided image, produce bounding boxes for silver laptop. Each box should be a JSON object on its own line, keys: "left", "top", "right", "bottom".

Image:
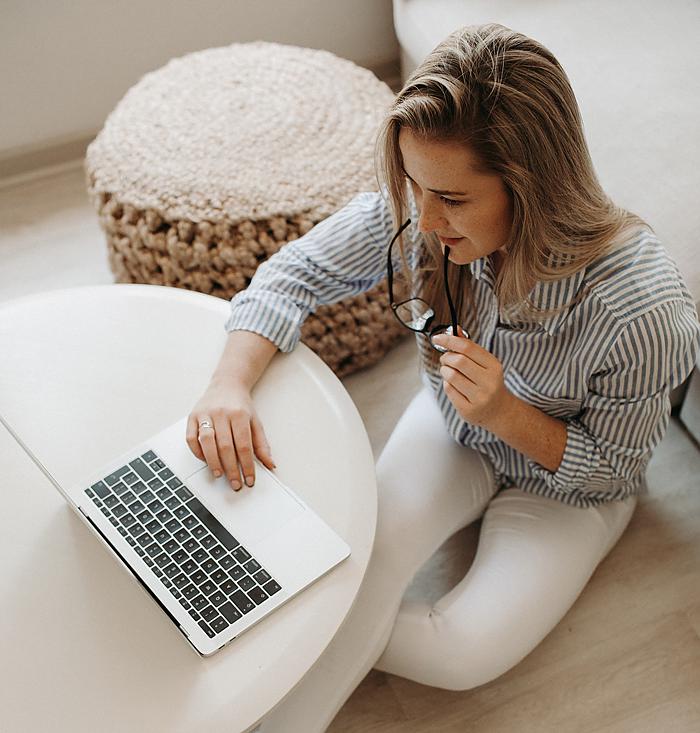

{"left": 48, "top": 415, "right": 351, "bottom": 656}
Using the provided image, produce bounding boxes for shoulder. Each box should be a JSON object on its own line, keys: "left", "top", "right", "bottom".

{"left": 583, "top": 226, "right": 694, "bottom": 324}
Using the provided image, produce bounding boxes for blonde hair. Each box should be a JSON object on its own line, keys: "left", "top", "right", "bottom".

{"left": 374, "top": 23, "right": 648, "bottom": 365}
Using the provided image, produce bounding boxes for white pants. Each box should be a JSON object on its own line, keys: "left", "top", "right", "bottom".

{"left": 259, "top": 388, "right": 637, "bottom": 732}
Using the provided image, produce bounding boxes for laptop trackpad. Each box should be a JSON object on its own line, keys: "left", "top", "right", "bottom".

{"left": 186, "top": 463, "right": 305, "bottom": 545}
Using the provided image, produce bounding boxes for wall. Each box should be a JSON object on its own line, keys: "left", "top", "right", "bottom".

{"left": 0, "top": 0, "right": 398, "bottom": 172}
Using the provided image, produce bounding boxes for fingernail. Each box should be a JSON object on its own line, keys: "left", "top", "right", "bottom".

{"left": 231, "top": 480, "right": 241, "bottom": 491}
{"left": 214, "top": 470, "right": 222, "bottom": 478}
{"left": 245, "top": 476, "right": 254, "bottom": 487}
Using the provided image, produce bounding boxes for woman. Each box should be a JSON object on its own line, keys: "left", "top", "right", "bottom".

{"left": 187, "top": 24, "right": 699, "bottom": 730}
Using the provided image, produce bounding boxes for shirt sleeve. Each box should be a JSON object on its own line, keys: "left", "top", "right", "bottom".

{"left": 528, "top": 297, "right": 700, "bottom": 497}
{"left": 224, "top": 188, "right": 419, "bottom": 352}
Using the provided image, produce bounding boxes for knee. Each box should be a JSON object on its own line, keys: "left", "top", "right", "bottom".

{"left": 422, "top": 606, "right": 537, "bottom": 691}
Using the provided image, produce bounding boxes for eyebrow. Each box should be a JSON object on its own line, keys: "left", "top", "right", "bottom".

{"left": 401, "top": 167, "right": 470, "bottom": 196}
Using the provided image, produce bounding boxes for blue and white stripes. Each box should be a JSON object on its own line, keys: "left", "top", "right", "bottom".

{"left": 225, "top": 189, "right": 700, "bottom": 507}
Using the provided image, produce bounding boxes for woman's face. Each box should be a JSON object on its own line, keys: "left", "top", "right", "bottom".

{"left": 398, "top": 127, "right": 513, "bottom": 267}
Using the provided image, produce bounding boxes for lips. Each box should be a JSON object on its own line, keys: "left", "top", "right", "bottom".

{"left": 438, "top": 235, "right": 463, "bottom": 245}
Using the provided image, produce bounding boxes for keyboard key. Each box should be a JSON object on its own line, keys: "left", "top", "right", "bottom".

{"left": 169, "top": 478, "right": 185, "bottom": 491}
{"left": 219, "top": 601, "right": 243, "bottom": 624}
{"left": 112, "top": 482, "right": 129, "bottom": 496}
{"left": 163, "top": 539, "right": 178, "bottom": 554}
{"left": 221, "top": 579, "right": 237, "bottom": 595}
{"left": 200, "top": 581, "right": 217, "bottom": 596}
{"left": 191, "top": 594, "right": 208, "bottom": 611}
{"left": 181, "top": 559, "right": 197, "bottom": 575}
{"left": 124, "top": 472, "right": 139, "bottom": 485}
{"left": 147, "top": 500, "right": 164, "bottom": 514}
{"left": 174, "top": 485, "right": 192, "bottom": 500}
{"left": 238, "top": 576, "right": 255, "bottom": 592}
{"left": 228, "top": 565, "right": 246, "bottom": 581}
{"left": 174, "top": 506, "right": 189, "bottom": 520}
{"left": 156, "top": 509, "right": 172, "bottom": 523}
{"left": 263, "top": 579, "right": 281, "bottom": 596}
{"left": 160, "top": 468, "right": 174, "bottom": 480}
{"left": 148, "top": 477, "right": 162, "bottom": 491}
{"left": 104, "top": 466, "right": 131, "bottom": 485}
{"left": 187, "top": 497, "right": 240, "bottom": 551}
{"left": 201, "top": 605, "right": 218, "bottom": 621}
{"left": 140, "top": 490, "right": 156, "bottom": 505}
{"left": 121, "top": 490, "right": 136, "bottom": 505}
{"left": 145, "top": 519, "right": 160, "bottom": 533}
{"left": 104, "top": 495, "right": 118, "bottom": 508}
{"left": 192, "top": 526, "right": 207, "bottom": 539}
{"left": 112, "top": 504, "right": 127, "bottom": 518}
{"left": 137, "top": 533, "right": 154, "bottom": 548}
{"left": 146, "top": 543, "right": 161, "bottom": 558}
{"left": 219, "top": 556, "right": 235, "bottom": 570}
{"left": 201, "top": 559, "right": 217, "bottom": 574}
{"left": 244, "top": 559, "right": 261, "bottom": 574}
{"left": 174, "top": 529, "right": 189, "bottom": 543}
{"left": 121, "top": 514, "right": 136, "bottom": 528}
{"left": 141, "top": 450, "right": 157, "bottom": 463}
{"left": 136, "top": 510, "right": 152, "bottom": 525}
{"left": 232, "top": 547, "right": 251, "bottom": 563}
{"left": 130, "top": 457, "right": 155, "bottom": 482}
{"left": 172, "top": 549, "right": 188, "bottom": 564}
{"left": 164, "top": 563, "right": 180, "bottom": 578}
{"left": 158, "top": 487, "right": 172, "bottom": 500}
{"left": 183, "top": 539, "right": 198, "bottom": 553}
{"left": 182, "top": 516, "right": 197, "bottom": 529}
{"left": 152, "top": 459, "right": 165, "bottom": 471}
{"left": 91, "top": 481, "right": 109, "bottom": 497}
{"left": 133, "top": 482, "right": 149, "bottom": 495}
{"left": 210, "top": 616, "right": 229, "bottom": 634}
{"left": 165, "top": 518, "right": 181, "bottom": 533}
{"left": 254, "top": 569, "right": 271, "bottom": 584}
{"left": 191, "top": 570, "right": 207, "bottom": 586}
{"left": 198, "top": 620, "right": 216, "bottom": 638}
{"left": 165, "top": 496, "right": 180, "bottom": 510}
{"left": 128, "top": 500, "right": 144, "bottom": 514}
{"left": 210, "top": 569, "right": 227, "bottom": 585}
{"left": 192, "top": 548, "right": 208, "bottom": 564}
{"left": 210, "top": 545, "right": 225, "bottom": 559}
{"left": 210, "top": 591, "right": 226, "bottom": 607}
{"left": 154, "top": 529, "right": 169, "bottom": 544}
{"left": 230, "top": 590, "right": 255, "bottom": 615}
{"left": 173, "top": 574, "right": 189, "bottom": 589}
{"left": 154, "top": 552, "right": 170, "bottom": 568}
{"left": 201, "top": 536, "right": 216, "bottom": 549}
{"left": 247, "top": 586, "right": 269, "bottom": 605}
{"left": 128, "top": 523, "right": 145, "bottom": 538}
{"left": 182, "top": 584, "right": 198, "bottom": 599}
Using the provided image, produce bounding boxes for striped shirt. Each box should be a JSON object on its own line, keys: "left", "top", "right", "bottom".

{"left": 225, "top": 188, "right": 700, "bottom": 507}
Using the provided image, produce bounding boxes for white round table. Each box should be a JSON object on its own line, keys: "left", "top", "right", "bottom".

{"left": 0, "top": 284, "right": 377, "bottom": 733}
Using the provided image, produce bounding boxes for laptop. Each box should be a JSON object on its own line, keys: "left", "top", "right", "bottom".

{"left": 24, "top": 414, "right": 351, "bottom": 657}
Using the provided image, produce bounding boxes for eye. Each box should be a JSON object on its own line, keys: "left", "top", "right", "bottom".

{"left": 440, "top": 196, "right": 463, "bottom": 208}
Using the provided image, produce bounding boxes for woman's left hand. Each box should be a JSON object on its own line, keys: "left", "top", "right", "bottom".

{"left": 432, "top": 327, "right": 514, "bottom": 431}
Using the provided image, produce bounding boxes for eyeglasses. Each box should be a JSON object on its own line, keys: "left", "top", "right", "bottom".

{"left": 386, "top": 219, "right": 463, "bottom": 353}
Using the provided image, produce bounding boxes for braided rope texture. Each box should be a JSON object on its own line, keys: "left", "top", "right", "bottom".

{"left": 84, "top": 41, "right": 407, "bottom": 376}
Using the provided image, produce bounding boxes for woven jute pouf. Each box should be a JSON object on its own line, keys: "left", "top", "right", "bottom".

{"left": 84, "top": 41, "right": 408, "bottom": 377}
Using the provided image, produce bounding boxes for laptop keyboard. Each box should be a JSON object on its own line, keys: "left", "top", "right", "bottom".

{"left": 84, "top": 450, "right": 282, "bottom": 639}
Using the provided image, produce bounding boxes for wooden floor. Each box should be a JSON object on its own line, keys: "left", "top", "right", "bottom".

{"left": 1, "top": 166, "right": 699, "bottom": 732}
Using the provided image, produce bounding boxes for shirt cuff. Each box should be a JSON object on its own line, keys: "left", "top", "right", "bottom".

{"left": 224, "top": 291, "right": 305, "bottom": 353}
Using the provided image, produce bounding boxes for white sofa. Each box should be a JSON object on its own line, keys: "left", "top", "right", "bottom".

{"left": 392, "top": 0, "right": 700, "bottom": 434}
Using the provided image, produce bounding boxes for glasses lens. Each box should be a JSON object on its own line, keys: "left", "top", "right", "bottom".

{"left": 395, "top": 299, "right": 434, "bottom": 331}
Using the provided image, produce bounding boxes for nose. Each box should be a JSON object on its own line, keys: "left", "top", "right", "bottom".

{"left": 417, "top": 196, "right": 445, "bottom": 234}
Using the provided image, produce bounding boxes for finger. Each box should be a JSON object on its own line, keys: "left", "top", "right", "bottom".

{"left": 441, "top": 364, "right": 477, "bottom": 401}
{"left": 230, "top": 412, "right": 256, "bottom": 488}
{"left": 186, "top": 414, "right": 205, "bottom": 461}
{"left": 212, "top": 415, "right": 243, "bottom": 490}
{"left": 434, "top": 333, "right": 489, "bottom": 366}
{"left": 440, "top": 351, "right": 484, "bottom": 381}
{"left": 197, "top": 419, "right": 224, "bottom": 479}
{"left": 251, "top": 414, "right": 276, "bottom": 470}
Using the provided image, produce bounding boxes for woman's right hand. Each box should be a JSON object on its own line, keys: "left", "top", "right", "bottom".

{"left": 186, "top": 377, "right": 275, "bottom": 491}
